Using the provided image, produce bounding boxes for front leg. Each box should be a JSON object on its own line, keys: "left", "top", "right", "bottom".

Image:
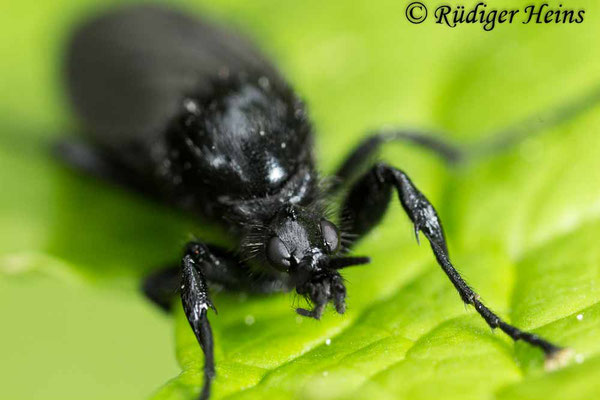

{"left": 340, "top": 163, "right": 570, "bottom": 368}
{"left": 144, "top": 243, "right": 293, "bottom": 398}
{"left": 180, "top": 242, "right": 222, "bottom": 400}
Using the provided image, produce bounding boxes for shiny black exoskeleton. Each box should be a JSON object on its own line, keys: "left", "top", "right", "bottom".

{"left": 163, "top": 74, "right": 316, "bottom": 220}
{"left": 58, "top": 5, "right": 568, "bottom": 400}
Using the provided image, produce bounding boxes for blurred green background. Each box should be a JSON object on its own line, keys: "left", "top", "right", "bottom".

{"left": 1, "top": 0, "right": 600, "bottom": 399}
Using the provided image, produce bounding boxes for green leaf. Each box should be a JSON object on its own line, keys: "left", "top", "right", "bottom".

{"left": 2, "top": 1, "right": 600, "bottom": 400}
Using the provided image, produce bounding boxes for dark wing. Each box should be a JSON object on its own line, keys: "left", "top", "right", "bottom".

{"left": 65, "top": 4, "right": 285, "bottom": 155}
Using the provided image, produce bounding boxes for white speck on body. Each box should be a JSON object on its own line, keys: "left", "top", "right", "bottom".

{"left": 244, "top": 315, "right": 255, "bottom": 326}
{"left": 575, "top": 354, "right": 585, "bottom": 364}
{"left": 281, "top": 142, "right": 287, "bottom": 149}
{"left": 325, "top": 338, "right": 331, "bottom": 346}
{"left": 183, "top": 99, "right": 199, "bottom": 114}
{"left": 259, "top": 130, "right": 265, "bottom": 136}
{"left": 268, "top": 165, "right": 285, "bottom": 183}
{"left": 209, "top": 155, "right": 227, "bottom": 168}
{"left": 258, "top": 76, "right": 270, "bottom": 89}
{"left": 577, "top": 314, "right": 584, "bottom": 321}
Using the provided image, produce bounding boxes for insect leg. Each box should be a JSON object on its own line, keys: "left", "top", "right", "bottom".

{"left": 142, "top": 266, "right": 181, "bottom": 312}
{"left": 179, "top": 241, "right": 297, "bottom": 399}
{"left": 180, "top": 241, "right": 221, "bottom": 400}
{"left": 468, "top": 84, "right": 600, "bottom": 159}
{"left": 329, "top": 130, "right": 462, "bottom": 193}
{"left": 54, "top": 139, "right": 159, "bottom": 197}
{"left": 340, "top": 162, "right": 569, "bottom": 367}
{"left": 331, "top": 85, "right": 600, "bottom": 195}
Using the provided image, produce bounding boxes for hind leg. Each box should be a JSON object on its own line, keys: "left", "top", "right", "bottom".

{"left": 54, "top": 139, "right": 158, "bottom": 197}
{"left": 328, "top": 129, "right": 462, "bottom": 194}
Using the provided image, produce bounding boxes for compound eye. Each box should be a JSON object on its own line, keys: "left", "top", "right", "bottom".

{"left": 266, "top": 237, "right": 291, "bottom": 271}
{"left": 320, "top": 219, "right": 340, "bottom": 254}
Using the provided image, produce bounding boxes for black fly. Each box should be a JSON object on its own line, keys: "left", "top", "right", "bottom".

{"left": 58, "top": 4, "right": 571, "bottom": 399}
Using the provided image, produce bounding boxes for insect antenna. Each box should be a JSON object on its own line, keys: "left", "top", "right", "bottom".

{"left": 328, "top": 256, "right": 371, "bottom": 270}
